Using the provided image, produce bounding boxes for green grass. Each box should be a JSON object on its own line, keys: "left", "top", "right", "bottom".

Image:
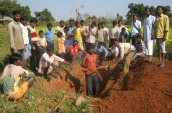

{"left": 0, "top": 26, "right": 92, "bottom": 113}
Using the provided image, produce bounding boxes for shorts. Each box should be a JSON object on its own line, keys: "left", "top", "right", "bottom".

{"left": 41, "top": 61, "right": 59, "bottom": 74}
{"left": 156, "top": 38, "right": 166, "bottom": 53}
{"left": 22, "top": 44, "right": 31, "bottom": 60}
{"left": 9, "top": 82, "right": 28, "bottom": 100}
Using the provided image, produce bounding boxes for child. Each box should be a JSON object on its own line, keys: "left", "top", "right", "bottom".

{"left": 81, "top": 45, "right": 99, "bottom": 97}
{"left": 44, "top": 23, "right": 55, "bottom": 49}
{"left": 107, "top": 44, "right": 119, "bottom": 61}
{"left": 75, "top": 22, "right": 84, "bottom": 50}
{"left": 94, "top": 42, "right": 108, "bottom": 60}
{"left": 1, "top": 54, "right": 35, "bottom": 100}
{"left": 37, "top": 30, "right": 47, "bottom": 56}
{"left": 57, "top": 31, "right": 65, "bottom": 59}
{"left": 56, "top": 20, "right": 65, "bottom": 40}
{"left": 38, "top": 47, "right": 71, "bottom": 81}
{"left": 20, "top": 16, "right": 32, "bottom": 69}
{"left": 27, "top": 18, "right": 41, "bottom": 72}
{"left": 66, "top": 40, "right": 83, "bottom": 63}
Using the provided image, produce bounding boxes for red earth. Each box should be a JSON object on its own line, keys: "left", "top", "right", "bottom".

{"left": 43, "top": 57, "right": 172, "bottom": 113}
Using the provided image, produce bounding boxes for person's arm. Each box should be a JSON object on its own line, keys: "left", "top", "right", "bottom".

{"left": 138, "top": 21, "right": 141, "bottom": 33}
{"left": 69, "top": 28, "right": 76, "bottom": 36}
{"left": 8, "top": 24, "right": 17, "bottom": 53}
{"left": 44, "top": 31, "right": 47, "bottom": 35}
{"left": 118, "top": 45, "right": 124, "bottom": 63}
{"left": 163, "top": 16, "right": 169, "bottom": 40}
{"left": 103, "top": 47, "right": 108, "bottom": 57}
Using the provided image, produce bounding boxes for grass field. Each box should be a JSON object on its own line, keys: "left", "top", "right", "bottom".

{"left": 0, "top": 26, "right": 172, "bottom": 113}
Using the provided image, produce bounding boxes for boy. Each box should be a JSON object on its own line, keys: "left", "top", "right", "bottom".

{"left": 101, "top": 22, "right": 109, "bottom": 47}
{"left": 132, "top": 38, "right": 145, "bottom": 61}
{"left": 57, "top": 31, "right": 65, "bottom": 59}
{"left": 107, "top": 44, "right": 119, "bottom": 61}
{"left": 94, "top": 42, "right": 108, "bottom": 60}
{"left": 75, "top": 22, "right": 84, "bottom": 50}
{"left": 1, "top": 54, "right": 35, "bottom": 100}
{"left": 20, "top": 16, "right": 33, "bottom": 69}
{"left": 37, "top": 30, "right": 47, "bottom": 56}
{"left": 27, "top": 18, "right": 41, "bottom": 72}
{"left": 38, "top": 47, "right": 71, "bottom": 81}
{"left": 44, "top": 23, "right": 55, "bottom": 49}
{"left": 56, "top": 20, "right": 65, "bottom": 40}
{"left": 66, "top": 40, "right": 83, "bottom": 63}
{"left": 8, "top": 10, "right": 24, "bottom": 55}
{"left": 81, "top": 45, "right": 99, "bottom": 97}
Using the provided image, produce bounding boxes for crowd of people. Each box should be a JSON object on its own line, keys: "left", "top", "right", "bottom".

{"left": 1, "top": 5, "right": 169, "bottom": 99}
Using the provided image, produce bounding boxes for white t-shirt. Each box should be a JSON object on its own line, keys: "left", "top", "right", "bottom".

{"left": 143, "top": 15, "right": 155, "bottom": 42}
{"left": 20, "top": 23, "right": 29, "bottom": 45}
{"left": 131, "top": 20, "right": 141, "bottom": 37}
{"left": 85, "top": 27, "right": 97, "bottom": 43}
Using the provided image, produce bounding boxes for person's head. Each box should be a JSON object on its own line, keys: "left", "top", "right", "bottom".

{"left": 73, "top": 40, "right": 78, "bottom": 46}
{"left": 20, "top": 16, "right": 28, "bottom": 26}
{"left": 114, "top": 39, "right": 120, "bottom": 47}
{"left": 121, "top": 27, "right": 126, "bottom": 35}
{"left": 46, "top": 47, "right": 54, "bottom": 56}
{"left": 101, "top": 22, "right": 105, "bottom": 28}
{"left": 69, "top": 20, "right": 74, "bottom": 27}
{"left": 98, "top": 42, "right": 103, "bottom": 48}
{"left": 47, "top": 23, "right": 53, "bottom": 30}
{"left": 64, "top": 26, "right": 69, "bottom": 33}
{"left": 12, "top": 10, "right": 21, "bottom": 22}
{"left": 145, "top": 8, "right": 151, "bottom": 17}
{"left": 91, "top": 22, "right": 96, "bottom": 28}
{"left": 133, "top": 14, "right": 137, "bottom": 21}
{"left": 57, "top": 31, "right": 63, "bottom": 38}
{"left": 137, "top": 38, "right": 142, "bottom": 43}
{"left": 118, "top": 21, "right": 122, "bottom": 27}
{"left": 112, "top": 21, "right": 117, "bottom": 27}
{"left": 75, "top": 21, "right": 80, "bottom": 28}
{"left": 157, "top": 6, "right": 163, "bottom": 15}
{"left": 30, "top": 18, "right": 37, "bottom": 27}
{"left": 9, "top": 54, "right": 22, "bottom": 66}
{"left": 98, "top": 23, "right": 102, "bottom": 29}
{"left": 39, "top": 30, "right": 44, "bottom": 38}
{"left": 60, "top": 20, "right": 64, "bottom": 27}
{"left": 80, "top": 20, "right": 85, "bottom": 26}
{"left": 86, "top": 45, "right": 94, "bottom": 54}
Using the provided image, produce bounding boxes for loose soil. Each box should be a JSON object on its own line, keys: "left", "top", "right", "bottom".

{"left": 43, "top": 57, "right": 172, "bottom": 113}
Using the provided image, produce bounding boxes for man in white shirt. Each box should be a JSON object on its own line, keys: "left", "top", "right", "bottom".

{"left": 109, "top": 21, "right": 119, "bottom": 48}
{"left": 131, "top": 15, "right": 142, "bottom": 47}
{"left": 101, "top": 22, "right": 109, "bottom": 47}
{"left": 144, "top": 8, "right": 156, "bottom": 62}
{"left": 84, "top": 22, "right": 97, "bottom": 47}
{"left": 114, "top": 39, "right": 136, "bottom": 76}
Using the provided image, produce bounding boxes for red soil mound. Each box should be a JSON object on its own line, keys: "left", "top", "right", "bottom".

{"left": 42, "top": 57, "right": 172, "bottom": 112}
{"left": 93, "top": 57, "right": 172, "bottom": 113}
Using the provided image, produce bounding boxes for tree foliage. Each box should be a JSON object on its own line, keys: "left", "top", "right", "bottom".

{"left": 34, "top": 8, "right": 55, "bottom": 24}
{"left": 0, "top": 0, "right": 31, "bottom": 19}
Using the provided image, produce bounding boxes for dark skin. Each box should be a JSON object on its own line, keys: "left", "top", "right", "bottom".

{"left": 156, "top": 7, "right": 167, "bottom": 65}
{"left": 133, "top": 15, "right": 141, "bottom": 34}
{"left": 46, "top": 50, "right": 72, "bottom": 76}
{"left": 14, "top": 60, "right": 35, "bottom": 88}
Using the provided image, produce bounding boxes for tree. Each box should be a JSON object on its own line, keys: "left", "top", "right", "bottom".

{"left": 69, "top": 3, "right": 84, "bottom": 21}
{"left": 34, "top": 8, "right": 55, "bottom": 24}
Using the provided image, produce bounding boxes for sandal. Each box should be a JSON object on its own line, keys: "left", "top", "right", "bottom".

{"left": 154, "top": 62, "right": 161, "bottom": 66}
{"left": 159, "top": 64, "right": 165, "bottom": 68}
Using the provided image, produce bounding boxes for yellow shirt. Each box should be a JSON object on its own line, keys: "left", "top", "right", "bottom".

{"left": 57, "top": 38, "right": 65, "bottom": 54}
{"left": 75, "top": 28, "right": 82, "bottom": 41}
{"left": 154, "top": 14, "right": 169, "bottom": 39}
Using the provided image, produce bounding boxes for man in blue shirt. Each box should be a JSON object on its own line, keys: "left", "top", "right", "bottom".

{"left": 94, "top": 42, "right": 108, "bottom": 60}
{"left": 44, "top": 23, "right": 55, "bottom": 49}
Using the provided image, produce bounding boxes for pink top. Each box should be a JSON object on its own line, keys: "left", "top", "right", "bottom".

{"left": 38, "top": 53, "right": 64, "bottom": 73}
{"left": 1, "top": 64, "right": 29, "bottom": 81}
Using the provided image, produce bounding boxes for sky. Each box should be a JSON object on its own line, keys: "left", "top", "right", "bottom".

{"left": 18, "top": 0, "right": 172, "bottom": 21}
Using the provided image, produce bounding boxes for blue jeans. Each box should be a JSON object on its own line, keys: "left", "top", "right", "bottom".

{"left": 132, "top": 53, "right": 144, "bottom": 61}
{"left": 65, "top": 40, "right": 73, "bottom": 50}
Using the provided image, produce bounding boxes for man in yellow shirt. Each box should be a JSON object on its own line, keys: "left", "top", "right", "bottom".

{"left": 154, "top": 6, "right": 169, "bottom": 68}
{"left": 75, "top": 22, "right": 84, "bottom": 50}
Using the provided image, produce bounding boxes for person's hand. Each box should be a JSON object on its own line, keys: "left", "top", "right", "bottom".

{"left": 13, "top": 49, "right": 18, "bottom": 54}
{"left": 88, "top": 66, "right": 93, "bottom": 71}
{"left": 163, "top": 35, "right": 167, "bottom": 41}
{"left": 23, "top": 48, "right": 26, "bottom": 52}
{"left": 33, "top": 47, "right": 36, "bottom": 50}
